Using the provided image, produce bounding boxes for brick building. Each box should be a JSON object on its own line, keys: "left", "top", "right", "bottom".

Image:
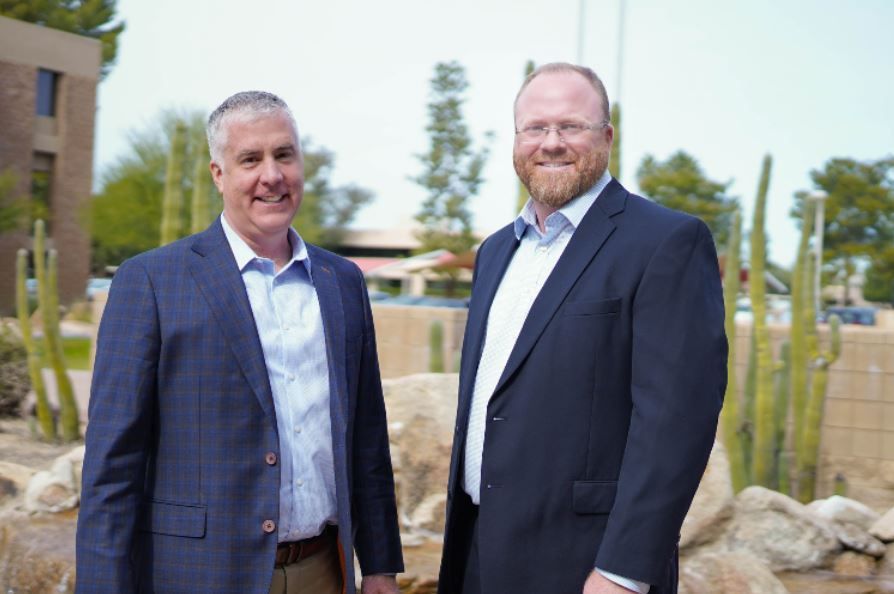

{"left": 0, "top": 15, "right": 101, "bottom": 313}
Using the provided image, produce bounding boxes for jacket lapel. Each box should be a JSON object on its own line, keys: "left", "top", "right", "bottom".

{"left": 457, "top": 226, "right": 519, "bottom": 421}
{"left": 187, "top": 218, "right": 277, "bottom": 424}
{"left": 492, "top": 180, "right": 628, "bottom": 397}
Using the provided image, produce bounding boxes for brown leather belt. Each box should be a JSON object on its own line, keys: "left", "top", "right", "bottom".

{"left": 275, "top": 525, "right": 337, "bottom": 566}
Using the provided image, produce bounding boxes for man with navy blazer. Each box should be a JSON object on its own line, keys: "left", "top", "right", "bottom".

{"left": 76, "top": 92, "right": 403, "bottom": 594}
{"left": 438, "top": 64, "right": 727, "bottom": 593}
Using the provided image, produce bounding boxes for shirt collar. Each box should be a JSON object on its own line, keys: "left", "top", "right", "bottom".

{"left": 220, "top": 213, "right": 312, "bottom": 277}
{"left": 514, "top": 169, "right": 613, "bottom": 240}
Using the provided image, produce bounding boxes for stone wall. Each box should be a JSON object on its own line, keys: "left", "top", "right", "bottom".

{"left": 371, "top": 304, "right": 466, "bottom": 378}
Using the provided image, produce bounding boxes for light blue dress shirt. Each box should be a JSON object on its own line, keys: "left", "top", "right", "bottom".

{"left": 221, "top": 215, "right": 337, "bottom": 543}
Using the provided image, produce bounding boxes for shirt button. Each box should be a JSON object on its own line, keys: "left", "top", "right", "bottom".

{"left": 294, "top": 425, "right": 302, "bottom": 434}
{"left": 265, "top": 452, "right": 277, "bottom": 465}
{"left": 296, "top": 479, "right": 304, "bottom": 487}
{"left": 287, "top": 374, "right": 296, "bottom": 382}
{"left": 262, "top": 520, "right": 276, "bottom": 533}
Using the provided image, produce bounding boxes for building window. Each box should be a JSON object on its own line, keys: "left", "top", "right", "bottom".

{"left": 31, "top": 153, "right": 54, "bottom": 229}
{"left": 36, "top": 69, "right": 58, "bottom": 117}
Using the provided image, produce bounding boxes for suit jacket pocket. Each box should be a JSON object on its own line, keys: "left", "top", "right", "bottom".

{"left": 138, "top": 499, "right": 207, "bottom": 538}
{"left": 572, "top": 480, "right": 618, "bottom": 514}
{"left": 563, "top": 298, "right": 621, "bottom": 317}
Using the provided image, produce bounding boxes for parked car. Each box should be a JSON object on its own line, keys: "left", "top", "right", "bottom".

{"left": 86, "top": 277, "right": 113, "bottom": 300}
{"left": 820, "top": 306, "right": 877, "bottom": 326}
{"left": 377, "top": 295, "right": 469, "bottom": 308}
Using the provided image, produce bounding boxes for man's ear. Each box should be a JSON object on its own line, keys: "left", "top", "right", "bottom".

{"left": 210, "top": 161, "right": 224, "bottom": 193}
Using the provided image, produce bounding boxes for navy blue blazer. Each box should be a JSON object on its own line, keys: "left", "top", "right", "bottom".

{"left": 439, "top": 180, "right": 727, "bottom": 593}
{"left": 76, "top": 218, "right": 403, "bottom": 593}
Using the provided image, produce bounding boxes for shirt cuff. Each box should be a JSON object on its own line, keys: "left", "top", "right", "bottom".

{"left": 596, "top": 568, "right": 650, "bottom": 593}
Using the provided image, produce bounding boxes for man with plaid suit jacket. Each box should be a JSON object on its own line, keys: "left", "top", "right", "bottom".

{"left": 76, "top": 92, "right": 403, "bottom": 594}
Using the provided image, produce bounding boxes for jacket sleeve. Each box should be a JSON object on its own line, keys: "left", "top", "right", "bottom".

{"left": 595, "top": 217, "right": 727, "bottom": 585}
{"left": 76, "top": 258, "right": 159, "bottom": 593}
{"left": 349, "top": 265, "right": 405, "bottom": 576}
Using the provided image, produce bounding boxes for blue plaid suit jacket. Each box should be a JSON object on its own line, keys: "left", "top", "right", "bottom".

{"left": 76, "top": 218, "right": 403, "bottom": 593}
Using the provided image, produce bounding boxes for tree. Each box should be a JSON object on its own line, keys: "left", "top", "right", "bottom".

{"left": 636, "top": 150, "right": 738, "bottom": 247}
{"left": 293, "top": 140, "right": 374, "bottom": 250}
{"left": 0, "top": 169, "right": 28, "bottom": 233}
{"left": 790, "top": 157, "right": 894, "bottom": 303}
{"left": 413, "top": 61, "right": 491, "bottom": 256}
{"left": 0, "top": 0, "right": 125, "bottom": 79}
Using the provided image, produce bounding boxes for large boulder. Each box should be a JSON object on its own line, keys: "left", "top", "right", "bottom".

{"left": 383, "top": 373, "right": 458, "bottom": 536}
{"left": 811, "top": 495, "right": 881, "bottom": 531}
{"left": 0, "top": 461, "right": 36, "bottom": 507}
{"left": 0, "top": 509, "right": 76, "bottom": 593}
{"left": 831, "top": 551, "right": 877, "bottom": 577}
{"left": 829, "top": 520, "right": 887, "bottom": 558}
{"left": 679, "top": 551, "right": 789, "bottom": 594}
{"left": 680, "top": 440, "right": 735, "bottom": 550}
{"left": 722, "top": 486, "right": 841, "bottom": 571}
{"left": 870, "top": 506, "right": 894, "bottom": 542}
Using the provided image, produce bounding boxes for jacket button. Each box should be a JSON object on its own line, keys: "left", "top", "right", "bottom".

{"left": 262, "top": 520, "right": 276, "bottom": 533}
{"left": 265, "top": 452, "right": 277, "bottom": 465}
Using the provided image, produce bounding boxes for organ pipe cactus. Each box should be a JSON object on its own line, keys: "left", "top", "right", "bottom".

{"left": 789, "top": 201, "right": 814, "bottom": 486}
{"left": 429, "top": 320, "right": 444, "bottom": 373}
{"left": 719, "top": 209, "right": 747, "bottom": 492}
{"left": 45, "top": 248, "right": 80, "bottom": 440}
{"left": 749, "top": 154, "right": 775, "bottom": 487}
{"left": 160, "top": 122, "right": 187, "bottom": 245}
{"left": 772, "top": 341, "right": 791, "bottom": 493}
{"left": 16, "top": 248, "right": 55, "bottom": 440}
{"left": 191, "top": 126, "right": 213, "bottom": 234}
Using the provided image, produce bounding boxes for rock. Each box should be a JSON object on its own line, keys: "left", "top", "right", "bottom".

{"left": 680, "top": 440, "right": 735, "bottom": 550}
{"left": 0, "top": 461, "right": 36, "bottom": 506}
{"left": 723, "top": 486, "right": 840, "bottom": 571}
{"left": 0, "top": 509, "right": 76, "bottom": 593}
{"left": 832, "top": 551, "right": 877, "bottom": 577}
{"left": 870, "top": 506, "right": 894, "bottom": 542}
{"left": 679, "top": 551, "right": 789, "bottom": 594}
{"left": 383, "top": 374, "right": 458, "bottom": 535}
{"left": 831, "top": 521, "right": 887, "bottom": 558}
{"left": 812, "top": 495, "right": 881, "bottom": 530}
{"left": 23, "top": 446, "right": 83, "bottom": 513}
{"left": 878, "top": 542, "right": 894, "bottom": 576}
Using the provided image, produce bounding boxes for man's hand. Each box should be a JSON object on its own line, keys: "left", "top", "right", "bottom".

{"left": 360, "top": 574, "right": 399, "bottom": 594}
{"left": 583, "top": 570, "right": 637, "bottom": 594}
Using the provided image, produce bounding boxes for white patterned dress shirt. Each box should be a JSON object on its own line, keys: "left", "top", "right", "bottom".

{"left": 462, "top": 171, "right": 649, "bottom": 594}
{"left": 221, "top": 215, "right": 337, "bottom": 543}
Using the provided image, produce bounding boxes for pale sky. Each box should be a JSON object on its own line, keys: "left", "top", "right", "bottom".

{"left": 94, "top": 0, "right": 894, "bottom": 267}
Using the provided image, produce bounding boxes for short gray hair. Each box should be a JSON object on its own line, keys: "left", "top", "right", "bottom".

{"left": 514, "top": 63, "right": 611, "bottom": 122}
{"left": 206, "top": 91, "right": 298, "bottom": 163}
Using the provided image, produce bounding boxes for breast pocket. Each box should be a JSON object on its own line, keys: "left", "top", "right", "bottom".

{"left": 563, "top": 297, "right": 621, "bottom": 318}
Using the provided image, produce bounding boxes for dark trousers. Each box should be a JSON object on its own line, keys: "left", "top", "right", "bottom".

{"left": 459, "top": 493, "right": 481, "bottom": 594}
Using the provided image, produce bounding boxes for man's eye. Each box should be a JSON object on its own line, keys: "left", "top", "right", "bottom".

{"left": 560, "top": 123, "right": 585, "bottom": 133}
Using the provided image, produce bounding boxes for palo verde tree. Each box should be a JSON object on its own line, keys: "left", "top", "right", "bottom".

{"left": 413, "top": 61, "right": 491, "bottom": 257}
{"left": 0, "top": 0, "right": 125, "bottom": 78}
{"left": 636, "top": 150, "right": 738, "bottom": 247}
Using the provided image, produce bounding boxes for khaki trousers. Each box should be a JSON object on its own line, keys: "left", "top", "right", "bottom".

{"left": 269, "top": 541, "right": 343, "bottom": 594}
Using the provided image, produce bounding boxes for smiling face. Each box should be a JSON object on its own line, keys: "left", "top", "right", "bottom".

{"left": 210, "top": 110, "right": 303, "bottom": 252}
{"left": 513, "top": 71, "right": 613, "bottom": 211}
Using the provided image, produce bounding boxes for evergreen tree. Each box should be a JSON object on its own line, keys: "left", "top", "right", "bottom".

{"left": 1, "top": 0, "right": 125, "bottom": 78}
{"left": 413, "top": 61, "right": 491, "bottom": 256}
{"left": 636, "top": 150, "right": 738, "bottom": 247}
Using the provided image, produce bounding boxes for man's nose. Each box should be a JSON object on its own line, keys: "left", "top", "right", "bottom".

{"left": 259, "top": 158, "right": 284, "bottom": 185}
{"left": 539, "top": 128, "right": 565, "bottom": 152}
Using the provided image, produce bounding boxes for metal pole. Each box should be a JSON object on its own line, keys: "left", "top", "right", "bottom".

{"left": 577, "top": 0, "right": 586, "bottom": 64}
{"left": 813, "top": 193, "right": 827, "bottom": 313}
{"left": 615, "top": 0, "right": 627, "bottom": 104}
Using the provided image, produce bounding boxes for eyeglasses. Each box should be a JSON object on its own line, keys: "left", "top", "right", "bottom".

{"left": 515, "top": 121, "right": 610, "bottom": 144}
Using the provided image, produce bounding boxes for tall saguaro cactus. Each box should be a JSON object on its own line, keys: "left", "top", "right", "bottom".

{"left": 749, "top": 154, "right": 775, "bottom": 487}
{"left": 719, "top": 209, "right": 747, "bottom": 491}
{"left": 790, "top": 201, "right": 814, "bottom": 488}
{"left": 160, "top": 122, "right": 188, "bottom": 245}
{"left": 191, "top": 127, "right": 213, "bottom": 234}
{"left": 16, "top": 249, "right": 55, "bottom": 440}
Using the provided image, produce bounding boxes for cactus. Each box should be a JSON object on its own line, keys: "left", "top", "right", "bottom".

{"left": 772, "top": 341, "right": 791, "bottom": 493}
{"left": 719, "top": 209, "right": 748, "bottom": 491}
{"left": 16, "top": 248, "right": 55, "bottom": 440}
{"left": 749, "top": 154, "right": 775, "bottom": 487}
{"left": 160, "top": 122, "right": 187, "bottom": 245}
{"left": 429, "top": 320, "right": 444, "bottom": 373}
{"left": 609, "top": 102, "right": 621, "bottom": 180}
{"left": 789, "top": 200, "right": 814, "bottom": 494}
{"left": 45, "top": 249, "right": 80, "bottom": 440}
{"left": 191, "top": 126, "right": 213, "bottom": 234}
